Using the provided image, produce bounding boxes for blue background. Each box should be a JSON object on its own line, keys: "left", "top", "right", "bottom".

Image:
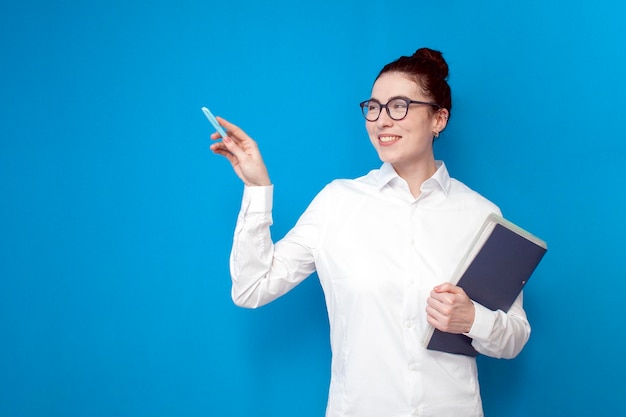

{"left": 1, "top": 0, "right": 625, "bottom": 416}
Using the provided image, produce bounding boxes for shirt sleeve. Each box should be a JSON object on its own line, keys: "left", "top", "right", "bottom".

{"left": 229, "top": 185, "right": 318, "bottom": 308}
{"left": 465, "top": 292, "right": 531, "bottom": 359}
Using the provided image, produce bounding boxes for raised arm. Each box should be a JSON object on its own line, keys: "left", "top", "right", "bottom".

{"left": 209, "top": 116, "right": 318, "bottom": 308}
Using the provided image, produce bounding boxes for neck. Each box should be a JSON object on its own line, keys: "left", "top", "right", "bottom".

{"left": 393, "top": 159, "right": 438, "bottom": 198}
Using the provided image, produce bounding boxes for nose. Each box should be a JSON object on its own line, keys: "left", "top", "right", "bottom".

{"left": 376, "top": 107, "right": 394, "bottom": 127}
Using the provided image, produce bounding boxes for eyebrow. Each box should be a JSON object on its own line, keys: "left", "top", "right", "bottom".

{"left": 367, "top": 95, "right": 414, "bottom": 103}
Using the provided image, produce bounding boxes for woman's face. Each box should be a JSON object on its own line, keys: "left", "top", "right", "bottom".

{"left": 366, "top": 72, "right": 446, "bottom": 176}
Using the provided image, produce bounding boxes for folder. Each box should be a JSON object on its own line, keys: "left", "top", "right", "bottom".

{"left": 423, "top": 213, "right": 548, "bottom": 356}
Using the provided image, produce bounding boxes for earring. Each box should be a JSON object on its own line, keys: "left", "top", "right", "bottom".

{"left": 434, "top": 131, "right": 440, "bottom": 138}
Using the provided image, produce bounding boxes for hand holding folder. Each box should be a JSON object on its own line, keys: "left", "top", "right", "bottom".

{"left": 423, "top": 213, "right": 548, "bottom": 356}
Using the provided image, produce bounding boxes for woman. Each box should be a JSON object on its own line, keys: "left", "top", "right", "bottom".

{"left": 210, "top": 48, "right": 530, "bottom": 417}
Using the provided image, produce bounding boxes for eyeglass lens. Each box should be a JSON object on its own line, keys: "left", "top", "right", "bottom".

{"left": 362, "top": 98, "right": 410, "bottom": 121}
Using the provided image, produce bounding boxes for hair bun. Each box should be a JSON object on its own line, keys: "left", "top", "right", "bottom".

{"left": 376, "top": 46, "right": 453, "bottom": 115}
{"left": 412, "top": 48, "right": 449, "bottom": 80}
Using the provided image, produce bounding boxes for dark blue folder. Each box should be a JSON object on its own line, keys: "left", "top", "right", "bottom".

{"left": 425, "top": 214, "right": 548, "bottom": 356}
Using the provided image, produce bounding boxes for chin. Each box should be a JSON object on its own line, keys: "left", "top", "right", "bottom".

{"left": 374, "top": 149, "right": 400, "bottom": 164}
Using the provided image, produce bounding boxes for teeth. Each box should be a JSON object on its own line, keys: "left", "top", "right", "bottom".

{"left": 379, "top": 136, "right": 399, "bottom": 143}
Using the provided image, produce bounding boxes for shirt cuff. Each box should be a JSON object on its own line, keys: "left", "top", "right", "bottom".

{"left": 242, "top": 185, "right": 273, "bottom": 213}
{"left": 465, "top": 301, "right": 496, "bottom": 341}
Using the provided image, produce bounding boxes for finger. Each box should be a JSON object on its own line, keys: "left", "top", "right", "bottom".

{"left": 426, "top": 305, "right": 438, "bottom": 320}
{"left": 429, "top": 290, "right": 456, "bottom": 307}
{"left": 219, "top": 135, "right": 249, "bottom": 161}
{"left": 216, "top": 117, "right": 256, "bottom": 145}
{"left": 426, "top": 295, "right": 442, "bottom": 308}
{"left": 426, "top": 305, "right": 448, "bottom": 327}
{"left": 206, "top": 117, "right": 236, "bottom": 144}
{"left": 427, "top": 295, "right": 450, "bottom": 315}
{"left": 433, "top": 282, "right": 464, "bottom": 294}
{"left": 210, "top": 141, "right": 228, "bottom": 153}
{"left": 210, "top": 142, "right": 238, "bottom": 164}
{"left": 209, "top": 128, "right": 237, "bottom": 143}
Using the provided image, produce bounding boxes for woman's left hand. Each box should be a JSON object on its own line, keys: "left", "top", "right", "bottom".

{"left": 426, "top": 283, "right": 476, "bottom": 334}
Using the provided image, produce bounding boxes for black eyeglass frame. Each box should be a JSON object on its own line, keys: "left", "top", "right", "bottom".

{"left": 359, "top": 97, "right": 441, "bottom": 121}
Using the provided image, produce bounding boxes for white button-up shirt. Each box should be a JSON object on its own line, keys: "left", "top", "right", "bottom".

{"left": 229, "top": 161, "right": 530, "bottom": 417}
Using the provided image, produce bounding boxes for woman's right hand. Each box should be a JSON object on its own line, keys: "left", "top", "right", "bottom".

{"left": 209, "top": 117, "right": 271, "bottom": 187}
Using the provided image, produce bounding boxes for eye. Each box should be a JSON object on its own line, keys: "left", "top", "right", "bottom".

{"left": 390, "top": 100, "right": 408, "bottom": 110}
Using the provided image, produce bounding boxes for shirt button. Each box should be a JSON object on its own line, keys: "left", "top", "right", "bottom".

{"left": 404, "top": 320, "right": 414, "bottom": 328}
{"left": 409, "top": 362, "right": 420, "bottom": 372}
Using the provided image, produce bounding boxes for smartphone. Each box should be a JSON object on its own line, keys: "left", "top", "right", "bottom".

{"left": 201, "top": 107, "right": 228, "bottom": 139}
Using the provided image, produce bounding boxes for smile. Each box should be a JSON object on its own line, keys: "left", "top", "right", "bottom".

{"left": 379, "top": 135, "right": 401, "bottom": 144}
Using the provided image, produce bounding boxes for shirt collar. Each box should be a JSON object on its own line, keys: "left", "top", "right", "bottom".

{"left": 376, "top": 161, "right": 451, "bottom": 196}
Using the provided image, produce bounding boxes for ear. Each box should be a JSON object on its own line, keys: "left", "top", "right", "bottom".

{"left": 433, "top": 108, "right": 450, "bottom": 135}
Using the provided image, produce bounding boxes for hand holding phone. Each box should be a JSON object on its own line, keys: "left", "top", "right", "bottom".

{"left": 201, "top": 107, "right": 228, "bottom": 139}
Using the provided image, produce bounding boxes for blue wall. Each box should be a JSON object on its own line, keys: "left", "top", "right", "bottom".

{"left": 1, "top": 1, "right": 625, "bottom": 416}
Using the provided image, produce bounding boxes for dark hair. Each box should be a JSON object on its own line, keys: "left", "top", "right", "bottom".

{"left": 376, "top": 47, "right": 452, "bottom": 117}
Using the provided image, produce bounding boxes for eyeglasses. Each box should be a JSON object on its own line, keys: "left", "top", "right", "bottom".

{"left": 359, "top": 97, "right": 440, "bottom": 122}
